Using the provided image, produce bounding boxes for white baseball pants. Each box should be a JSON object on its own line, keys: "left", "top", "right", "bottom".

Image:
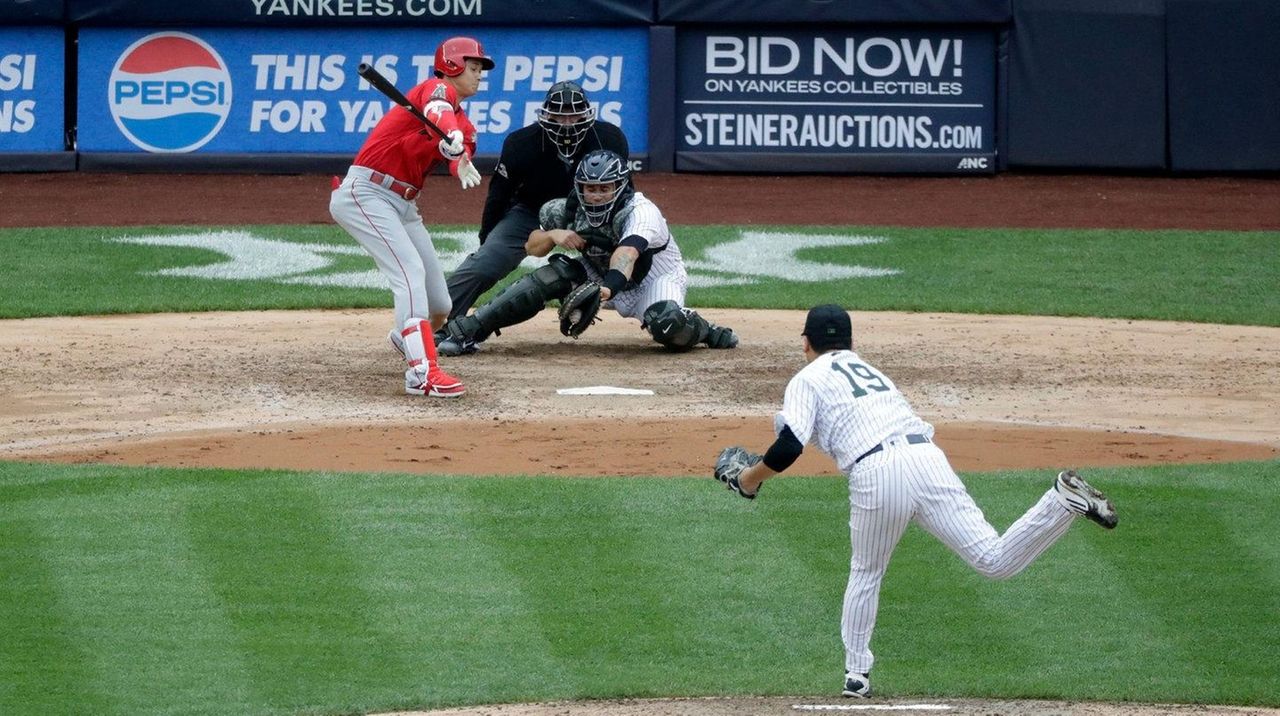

{"left": 590, "top": 255, "right": 688, "bottom": 319}
{"left": 329, "top": 166, "right": 452, "bottom": 331}
{"left": 841, "top": 439, "right": 1075, "bottom": 675}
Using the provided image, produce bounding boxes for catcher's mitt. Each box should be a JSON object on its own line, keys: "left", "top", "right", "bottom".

{"left": 714, "top": 446, "right": 762, "bottom": 499}
{"left": 559, "top": 281, "right": 602, "bottom": 338}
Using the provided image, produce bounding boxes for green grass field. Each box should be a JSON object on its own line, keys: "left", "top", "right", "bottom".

{"left": 2, "top": 461, "right": 1278, "bottom": 716}
{"left": 1, "top": 225, "right": 1277, "bottom": 324}
{"left": 2, "top": 223, "right": 1279, "bottom": 715}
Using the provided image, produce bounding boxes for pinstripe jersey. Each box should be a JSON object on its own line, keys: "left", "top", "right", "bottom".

{"left": 775, "top": 349, "right": 933, "bottom": 473}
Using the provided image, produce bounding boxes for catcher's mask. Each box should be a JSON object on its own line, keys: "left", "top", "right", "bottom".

{"left": 537, "top": 81, "right": 597, "bottom": 162}
{"left": 574, "top": 149, "right": 632, "bottom": 227}
{"left": 433, "top": 36, "right": 495, "bottom": 78}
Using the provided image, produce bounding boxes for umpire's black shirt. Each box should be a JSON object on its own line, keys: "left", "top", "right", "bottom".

{"left": 479, "top": 121, "right": 629, "bottom": 242}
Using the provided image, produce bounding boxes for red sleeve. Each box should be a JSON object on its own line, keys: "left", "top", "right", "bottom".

{"left": 418, "top": 79, "right": 460, "bottom": 135}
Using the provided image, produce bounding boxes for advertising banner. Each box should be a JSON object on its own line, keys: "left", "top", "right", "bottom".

{"left": 0, "top": 27, "right": 65, "bottom": 152}
{"left": 676, "top": 28, "right": 996, "bottom": 173}
{"left": 66, "top": 0, "right": 652, "bottom": 26}
{"left": 76, "top": 27, "right": 648, "bottom": 159}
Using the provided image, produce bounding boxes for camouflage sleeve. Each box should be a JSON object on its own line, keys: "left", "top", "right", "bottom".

{"left": 538, "top": 198, "right": 569, "bottom": 230}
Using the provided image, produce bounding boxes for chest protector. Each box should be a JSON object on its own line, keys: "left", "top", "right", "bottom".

{"left": 541, "top": 198, "right": 653, "bottom": 285}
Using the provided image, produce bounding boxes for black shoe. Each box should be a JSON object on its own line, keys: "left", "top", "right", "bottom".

{"left": 437, "top": 333, "right": 480, "bottom": 357}
{"left": 842, "top": 671, "right": 871, "bottom": 698}
{"left": 703, "top": 325, "right": 738, "bottom": 349}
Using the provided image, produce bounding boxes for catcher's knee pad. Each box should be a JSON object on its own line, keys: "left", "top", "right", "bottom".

{"left": 466, "top": 256, "right": 584, "bottom": 339}
{"left": 643, "top": 300, "right": 705, "bottom": 352}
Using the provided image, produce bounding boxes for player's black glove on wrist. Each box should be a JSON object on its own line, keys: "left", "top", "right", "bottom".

{"left": 715, "top": 446, "right": 762, "bottom": 500}
{"left": 725, "top": 475, "right": 757, "bottom": 499}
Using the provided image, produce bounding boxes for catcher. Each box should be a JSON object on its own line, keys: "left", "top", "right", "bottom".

{"left": 443, "top": 149, "right": 738, "bottom": 351}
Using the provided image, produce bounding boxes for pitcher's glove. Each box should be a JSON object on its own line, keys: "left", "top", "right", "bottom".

{"left": 714, "top": 446, "right": 762, "bottom": 499}
{"left": 559, "top": 281, "right": 602, "bottom": 338}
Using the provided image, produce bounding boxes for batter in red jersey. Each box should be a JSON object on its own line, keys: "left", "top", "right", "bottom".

{"left": 329, "top": 36, "right": 493, "bottom": 397}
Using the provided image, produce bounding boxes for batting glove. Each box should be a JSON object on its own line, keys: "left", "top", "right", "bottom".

{"left": 457, "top": 154, "right": 481, "bottom": 190}
{"left": 438, "top": 129, "right": 465, "bottom": 160}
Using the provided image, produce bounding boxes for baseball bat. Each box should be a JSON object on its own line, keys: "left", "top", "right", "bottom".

{"left": 356, "top": 62, "right": 448, "bottom": 139}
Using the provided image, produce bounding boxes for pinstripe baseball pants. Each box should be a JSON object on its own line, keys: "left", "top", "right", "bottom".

{"left": 588, "top": 252, "right": 688, "bottom": 319}
{"left": 841, "top": 439, "right": 1074, "bottom": 675}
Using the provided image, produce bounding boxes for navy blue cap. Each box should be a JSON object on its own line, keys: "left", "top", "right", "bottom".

{"left": 802, "top": 304, "right": 852, "bottom": 348}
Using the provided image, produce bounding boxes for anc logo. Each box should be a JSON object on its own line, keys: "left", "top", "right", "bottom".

{"left": 108, "top": 32, "right": 232, "bottom": 153}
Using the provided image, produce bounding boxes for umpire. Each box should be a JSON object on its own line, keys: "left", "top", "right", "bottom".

{"left": 437, "top": 80, "right": 629, "bottom": 355}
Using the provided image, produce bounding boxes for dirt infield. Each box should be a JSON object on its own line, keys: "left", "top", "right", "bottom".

{"left": 2, "top": 309, "right": 1277, "bottom": 475}
{"left": 2, "top": 171, "right": 1278, "bottom": 715}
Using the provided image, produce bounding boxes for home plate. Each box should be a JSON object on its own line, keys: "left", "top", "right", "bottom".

{"left": 556, "top": 386, "right": 655, "bottom": 396}
{"left": 793, "top": 705, "right": 952, "bottom": 711}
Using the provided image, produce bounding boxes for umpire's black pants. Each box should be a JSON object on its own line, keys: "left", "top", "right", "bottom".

{"left": 444, "top": 204, "right": 540, "bottom": 321}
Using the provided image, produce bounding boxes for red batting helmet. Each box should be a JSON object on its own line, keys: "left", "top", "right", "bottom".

{"left": 434, "top": 36, "right": 495, "bottom": 77}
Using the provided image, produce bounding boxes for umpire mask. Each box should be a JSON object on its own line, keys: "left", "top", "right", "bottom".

{"left": 574, "top": 149, "right": 632, "bottom": 228}
{"left": 537, "top": 81, "right": 597, "bottom": 162}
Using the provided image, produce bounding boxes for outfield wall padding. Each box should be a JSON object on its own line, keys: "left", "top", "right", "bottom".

{"left": 1167, "top": 0, "right": 1280, "bottom": 171}
{"left": 1006, "top": 0, "right": 1167, "bottom": 169}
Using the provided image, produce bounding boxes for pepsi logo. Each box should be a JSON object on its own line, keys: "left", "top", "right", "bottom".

{"left": 108, "top": 32, "right": 232, "bottom": 153}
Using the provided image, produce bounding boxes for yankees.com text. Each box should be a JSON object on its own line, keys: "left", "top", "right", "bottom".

{"left": 249, "top": 0, "right": 479, "bottom": 17}
{"left": 684, "top": 113, "right": 983, "bottom": 150}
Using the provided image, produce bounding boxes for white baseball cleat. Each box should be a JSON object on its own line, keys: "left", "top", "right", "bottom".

{"left": 404, "top": 366, "right": 466, "bottom": 398}
{"left": 842, "top": 671, "right": 871, "bottom": 698}
{"left": 1055, "top": 470, "right": 1117, "bottom": 529}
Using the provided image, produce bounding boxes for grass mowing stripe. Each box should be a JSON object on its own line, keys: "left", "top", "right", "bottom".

{"left": 1099, "top": 464, "right": 1280, "bottom": 705}
{"left": 726, "top": 477, "right": 858, "bottom": 692}
{"left": 10, "top": 466, "right": 275, "bottom": 716}
{"left": 181, "top": 471, "right": 422, "bottom": 715}
{"left": 462, "top": 478, "right": 648, "bottom": 701}
{"left": 0, "top": 511, "right": 110, "bottom": 714}
{"left": 327, "top": 473, "right": 580, "bottom": 711}
{"left": 310, "top": 472, "right": 511, "bottom": 714}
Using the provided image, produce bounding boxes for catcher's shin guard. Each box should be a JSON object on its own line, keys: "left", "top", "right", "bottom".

{"left": 643, "top": 300, "right": 701, "bottom": 351}
{"left": 643, "top": 301, "right": 738, "bottom": 351}
{"left": 448, "top": 254, "right": 585, "bottom": 343}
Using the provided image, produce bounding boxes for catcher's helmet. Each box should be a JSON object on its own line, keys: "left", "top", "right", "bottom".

{"left": 537, "top": 81, "right": 597, "bottom": 162}
{"left": 574, "top": 149, "right": 633, "bottom": 228}
{"left": 433, "top": 36, "right": 495, "bottom": 78}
